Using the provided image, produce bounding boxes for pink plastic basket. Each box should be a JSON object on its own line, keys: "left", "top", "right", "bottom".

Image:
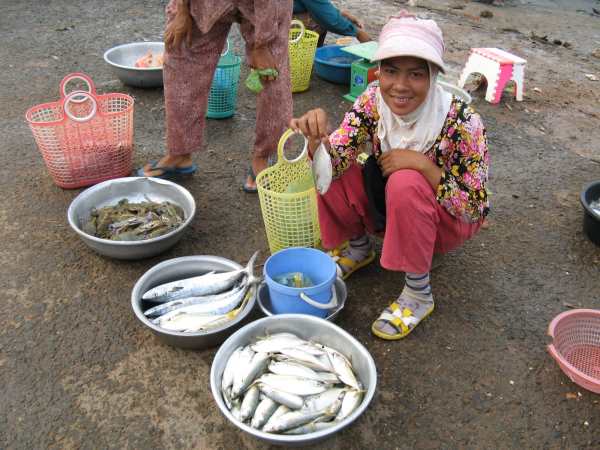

{"left": 547, "top": 309, "right": 600, "bottom": 394}
{"left": 25, "top": 73, "right": 135, "bottom": 189}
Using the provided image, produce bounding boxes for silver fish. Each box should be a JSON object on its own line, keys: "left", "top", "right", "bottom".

{"left": 250, "top": 335, "right": 306, "bottom": 354}
{"left": 230, "top": 346, "right": 255, "bottom": 397}
{"left": 256, "top": 383, "right": 304, "bottom": 410}
{"left": 284, "top": 421, "right": 337, "bottom": 435}
{"left": 268, "top": 360, "right": 321, "bottom": 380}
{"left": 312, "top": 142, "right": 333, "bottom": 195}
{"left": 334, "top": 389, "right": 363, "bottom": 422}
{"left": 232, "top": 352, "right": 270, "bottom": 399}
{"left": 144, "top": 283, "right": 245, "bottom": 317}
{"left": 222, "top": 346, "right": 244, "bottom": 394}
{"left": 142, "top": 251, "right": 258, "bottom": 302}
{"left": 262, "top": 404, "right": 290, "bottom": 430}
{"left": 150, "top": 283, "right": 248, "bottom": 321}
{"left": 239, "top": 386, "right": 260, "bottom": 422}
{"left": 250, "top": 397, "right": 278, "bottom": 429}
{"left": 276, "top": 348, "right": 333, "bottom": 372}
{"left": 325, "top": 348, "right": 360, "bottom": 390}
{"left": 257, "top": 374, "right": 330, "bottom": 396}
{"left": 314, "top": 371, "right": 340, "bottom": 384}
{"left": 154, "top": 311, "right": 229, "bottom": 332}
{"left": 302, "top": 388, "right": 346, "bottom": 412}
{"left": 263, "top": 407, "right": 335, "bottom": 433}
{"left": 230, "top": 403, "right": 242, "bottom": 421}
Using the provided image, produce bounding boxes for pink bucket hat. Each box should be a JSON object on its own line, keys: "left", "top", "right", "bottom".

{"left": 372, "top": 11, "right": 446, "bottom": 73}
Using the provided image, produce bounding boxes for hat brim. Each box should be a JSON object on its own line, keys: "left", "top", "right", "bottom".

{"left": 371, "top": 37, "right": 446, "bottom": 73}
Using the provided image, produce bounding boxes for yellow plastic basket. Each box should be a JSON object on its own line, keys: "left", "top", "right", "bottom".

{"left": 288, "top": 20, "right": 319, "bottom": 93}
{"left": 256, "top": 129, "right": 321, "bottom": 254}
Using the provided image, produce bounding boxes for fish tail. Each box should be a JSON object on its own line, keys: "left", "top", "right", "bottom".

{"left": 245, "top": 250, "right": 260, "bottom": 284}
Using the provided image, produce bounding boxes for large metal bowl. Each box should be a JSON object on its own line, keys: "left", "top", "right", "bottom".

{"left": 210, "top": 315, "right": 377, "bottom": 446}
{"left": 131, "top": 255, "right": 258, "bottom": 349}
{"left": 67, "top": 177, "right": 195, "bottom": 260}
{"left": 103, "top": 42, "right": 164, "bottom": 88}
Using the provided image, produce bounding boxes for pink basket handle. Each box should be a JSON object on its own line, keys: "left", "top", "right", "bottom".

{"left": 59, "top": 73, "right": 97, "bottom": 102}
{"left": 63, "top": 91, "right": 97, "bottom": 123}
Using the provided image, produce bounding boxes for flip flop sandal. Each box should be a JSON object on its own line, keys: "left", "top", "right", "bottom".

{"left": 242, "top": 165, "right": 258, "bottom": 193}
{"left": 329, "top": 243, "right": 376, "bottom": 280}
{"left": 371, "top": 301, "right": 434, "bottom": 340}
{"left": 134, "top": 160, "right": 197, "bottom": 179}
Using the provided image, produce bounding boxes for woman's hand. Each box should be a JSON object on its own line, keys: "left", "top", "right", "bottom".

{"left": 379, "top": 149, "right": 443, "bottom": 189}
{"left": 289, "top": 109, "right": 330, "bottom": 156}
{"left": 341, "top": 10, "right": 364, "bottom": 29}
{"left": 248, "top": 46, "right": 278, "bottom": 81}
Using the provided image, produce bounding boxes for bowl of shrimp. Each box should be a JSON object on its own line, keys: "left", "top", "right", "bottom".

{"left": 104, "top": 42, "right": 164, "bottom": 88}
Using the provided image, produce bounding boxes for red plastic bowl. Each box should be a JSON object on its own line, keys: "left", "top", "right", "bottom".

{"left": 547, "top": 309, "right": 600, "bottom": 394}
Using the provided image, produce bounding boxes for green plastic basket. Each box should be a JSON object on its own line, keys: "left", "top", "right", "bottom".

{"left": 289, "top": 20, "right": 319, "bottom": 93}
{"left": 207, "top": 44, "right": 241, "bottom": 119}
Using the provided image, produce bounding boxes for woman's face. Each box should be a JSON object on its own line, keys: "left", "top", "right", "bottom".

{"left": 377, "top": 56, "right": 430, "bottom": 115}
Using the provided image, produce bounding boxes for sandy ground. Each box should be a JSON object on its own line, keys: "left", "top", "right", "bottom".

{"left": 1, "top": 0, "right": 600, "bottom": 448}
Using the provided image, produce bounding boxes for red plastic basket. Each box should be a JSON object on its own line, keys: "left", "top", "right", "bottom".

{"left": 547, "top": 309, "right": 600, "bottom": 394}
{"left": 25, "top": 73, "right": 135, "bottom": 189}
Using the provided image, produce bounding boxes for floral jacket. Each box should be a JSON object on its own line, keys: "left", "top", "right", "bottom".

{"left": 328, "top": 84, "right": 490, "bottom": 223}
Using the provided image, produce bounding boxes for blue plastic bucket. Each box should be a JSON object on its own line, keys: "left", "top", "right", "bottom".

{"left": 264, "top": 247, "right": 337, "bottom": 318}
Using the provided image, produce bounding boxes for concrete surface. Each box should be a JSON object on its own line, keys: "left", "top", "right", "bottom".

{"left": 1, "top": 0, "right": 600, "bottom": 448}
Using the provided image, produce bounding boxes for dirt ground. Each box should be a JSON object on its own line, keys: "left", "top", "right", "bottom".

{"left": 2, "top": 0, "right": 600, "bottom": 448}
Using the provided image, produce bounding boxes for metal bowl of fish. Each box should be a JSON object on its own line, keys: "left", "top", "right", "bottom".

{"left": 256, "top": 277, "right": 347, "bottom": 321}
{"left": 103, "top": 42, "right": 165, "bottom": 88}
{"left": 131, "top": 252, "right": 260, "bottom": 349}
{"left": 67, "top": 177, "right": 195, "bottom": 260}
{"left": 210, "top": 315, "right": 377, "bottom": 446}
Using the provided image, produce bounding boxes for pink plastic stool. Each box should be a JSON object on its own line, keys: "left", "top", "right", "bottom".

{"left": 458, "top": 48, "right": 526, "bottom": 104}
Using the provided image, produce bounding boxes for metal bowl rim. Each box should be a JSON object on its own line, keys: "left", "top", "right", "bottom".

{"left": 580, "top": 180, "right": 600, "bottom": 219}
{"left": 131, "top": 255, "right": 257, "bottom": 337}
{"left": 67, "top": 176, "right": 196, "bottom": 247}
{"left": 256, "top": 278, "right": 346, "bottom": 321}
{"left": 209, "top": 314, "right": 377, "bottom": 444}
{"left": 103, "top": 42, "right": 165, "bottom": 71}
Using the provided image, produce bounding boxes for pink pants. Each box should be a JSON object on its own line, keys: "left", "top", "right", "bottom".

{"left": 318, "top": 164, "right": 482, "bottom": 274}
{"left": 163, "top": 3, "right": 293, "bottom": 157}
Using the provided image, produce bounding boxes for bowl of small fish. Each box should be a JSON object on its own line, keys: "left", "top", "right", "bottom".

{"left": 67, "top": 177, "right": 195, "bottom": 260}
{"left": 210, "top": 315, "right": 377, "bottom": 446}
{"left": 256, "top": 277, "right": 347, "bottom": 321}
{"left": 104, "top": 42, "right": 165, "bottom": 88}
{"left": 131, "top": 252, "right": 260, "bottom": 349}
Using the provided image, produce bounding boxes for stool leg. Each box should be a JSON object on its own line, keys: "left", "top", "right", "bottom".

{"left": 512, "top": 64, "right": 525, "bottom": 101}
{"left": 491, "top": 65, "right": 514, "bottom": 104}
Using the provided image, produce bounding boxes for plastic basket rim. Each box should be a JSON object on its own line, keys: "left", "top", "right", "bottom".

{"left": 216, "top": 53, "right": 242, "bottom": 69}
{"left": 255, "top": 163, "right": 316, "bottom": 198}
{"left": 547, "top": 308, "right": 600, "bottom": 391}
{"left": 25, "top": 93, "right": 135, "bottom": 126}
{"left": 289, "top": 28, "right": 320, "bottom": 43}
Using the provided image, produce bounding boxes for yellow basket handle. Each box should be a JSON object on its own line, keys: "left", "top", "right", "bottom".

{"left": 289, "top": 19, "right": 305, "bottom": 44}
{"left": 276, "top": 128, "right": 308, "bottom": 165}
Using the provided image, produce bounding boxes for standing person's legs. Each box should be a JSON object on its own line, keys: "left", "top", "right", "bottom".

{"left": 373, "top": 169, "right": 481, "bottom": 339}
{"left": 140, "top": 6, "right": 232, "bottom": 177}
{"left": 241, "top": 2, "right": 293, "bottom": 192}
